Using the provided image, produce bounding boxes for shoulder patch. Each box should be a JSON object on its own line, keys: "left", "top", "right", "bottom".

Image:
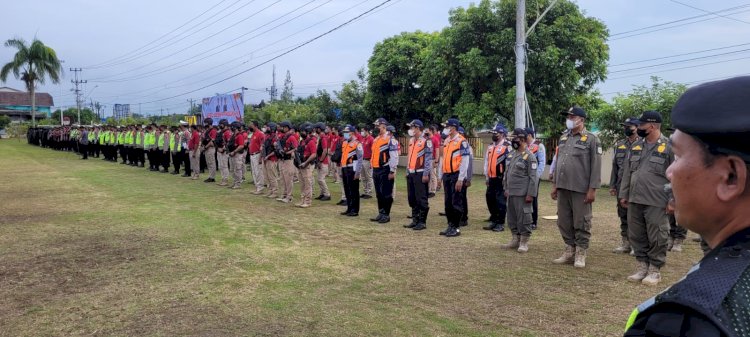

{"left": 560, "top": 136, "right": 568, "bottom": 141}
{"left": 426, "top": 140, "right": 433, "bottom": 148}
{"left": 632, "top": 145, "right": 642, "bottom": 151}
{"left": 597, "top": 146, "right": 603, "bottom": 155}
{"left": 580, "top": 135, "right": 588, "bottom": 142}
{"left": 531, "top": 162, "right": 538, "bottom": 170}
{"left": 618, "top": 145, "right": 627, "bottom": 149}
{"left": 522, "top": 153, "right": 528, "bottom": 160}
{"left": 657, "top": 143, "right": 666, "bottom": 153}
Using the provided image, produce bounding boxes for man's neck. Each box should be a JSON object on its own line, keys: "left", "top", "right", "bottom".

{"left": 627, "top": 135, "right": 638, "bottom": 142}
{"left": 645, "top": 131, "right": 661, "bottom": 144}
{"left": 572, "top": 125, "right": 585, "bottom": 135}
{"left": 706, "top": 211, "right": 750, "bottom": 249}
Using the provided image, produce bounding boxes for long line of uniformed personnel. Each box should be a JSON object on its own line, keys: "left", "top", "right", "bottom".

{"left": 28, "top": 109, "right": 695, "bottom": 286}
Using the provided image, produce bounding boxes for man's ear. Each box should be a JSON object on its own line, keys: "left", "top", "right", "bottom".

{"left": 717, "top": 156, "right": 748, "bottom": 202}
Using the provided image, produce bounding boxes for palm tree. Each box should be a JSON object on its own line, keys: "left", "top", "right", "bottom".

{"left": 0, "top": 38, "right": 62, "bottom": 127}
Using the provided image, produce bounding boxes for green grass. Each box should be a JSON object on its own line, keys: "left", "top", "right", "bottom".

{"left": 0, "top": 140, "right": 703, "bottom": 336}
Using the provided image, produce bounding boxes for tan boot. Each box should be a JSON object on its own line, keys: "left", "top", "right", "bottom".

{"left": 612, "top": 237, "right": 631, "bottom": 254}
{"left": 627, "top": 261, "right": 649, "bottom": 283}
{"left": 553, "top": 245, "right": 575, "bottom": 264}
{"left": 670, "top": 239, "right": 683, "bottom": 252}
{"left": 642, "top": 265, "right": 662, "bottom": 286}
{"left": 517, "top": 236, "right": 530, "bottom": 253}
{"left": 574, "top": 247, "right": 587, "bottom": 268}
{"left": 501, "top": 234, "right": 520, "bottom": 250}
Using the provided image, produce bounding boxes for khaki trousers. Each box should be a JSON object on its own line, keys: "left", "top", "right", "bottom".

{"left": 217, "top": 151, "right": 230, "bottom": 181}
{"left": 250, "top": 153, "right": 265, "bottom": 191}
{"left": 205, "top": 147, "right": 217, "bottom": 179}
{"left": 299, "top": 166, "right": 314, "bottom": 205}
{"left": 317, "top": 163, "right": 331, "bottom": 197}
{"left": 556, "top": 189, "right": 593, "bottom": 249}
{"left": 279, "top": 159, "right": 296, "bottom": 199}
{"left": 264, "top": 160, "right": 279, "bottom": 196}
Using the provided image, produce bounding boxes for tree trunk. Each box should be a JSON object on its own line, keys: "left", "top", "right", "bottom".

{"left": 30, "top": 85, "right": 36, "bottom": 127}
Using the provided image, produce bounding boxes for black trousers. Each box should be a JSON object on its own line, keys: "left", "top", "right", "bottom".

{"left": 172, "top": 152, "right": 181, "bottom": 172}
{"left": 342, "top": 167, "right": 360, "bottom": 213}
{"left": 119, "top": 145, "right": 127, "bottom": 162}
{"left": 79, "top": 143, "right": 88, "bottom": 159}
{"left": 92, "top": 143, "right": 100, "bottom": 157}
{"left": 373, "top": 167, "right": 394, "bottom": 215}
{"left": 442, "top": 173, "right": 465, "bottom": 227}
{"left": 407, "top": 172, "right": 429, "bottom": 213}
{"left": 486, "top": 177, "right": 507, "bottom": 224}
{"left": 161, "top": 151, "right": 170, "bottom": 170}
{"left": 617, "top": 200, "right": 628, "bottom": 238}
{"left": 531, "top": 180, "right": 541, "bottom": 225}
{"left": 461, "top": 183, "right": 469, "bottom": 222}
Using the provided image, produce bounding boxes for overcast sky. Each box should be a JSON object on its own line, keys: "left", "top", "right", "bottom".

{"left": 1, "top": 0, "right": 748, "bottom": 116}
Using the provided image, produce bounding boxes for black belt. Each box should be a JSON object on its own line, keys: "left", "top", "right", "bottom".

{"left": 250, "top": 152, "right": 260, "bottom": 155}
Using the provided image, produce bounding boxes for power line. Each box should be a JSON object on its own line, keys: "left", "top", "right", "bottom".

{"left": 89, "top": 0, "right": 322, "bottom": 83}
{"left": 85, "top": 0, "right": 241, "bottom": 69}
{"left": 608, "top": 54, "right": 750, "bottom": 81}
{"left": 609, "top": 47, "right": 750, "bottom": 73}
{"left": 601, "top": 72, "right": 750, "bottom": 97}
{"left": 138, "top": 0, "right": 393, "bottom": 105}
{"left": 669, "top": 0, "right": 750, "bottom": 25}
{"left": 91, "top": 0, "right": 373, "bottom": 99}
{"left": 609, "top": 41, "right": 750, "bottom": 67}
{"left": 610, "top": 4, "right": 750, "bottom": 36}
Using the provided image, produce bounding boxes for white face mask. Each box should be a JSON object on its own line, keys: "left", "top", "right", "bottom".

{"left": 407, "top": 129, "right": 415, "bottom": 137}
{"left": 566, "top": 119, "right": 577, "bottom": 130}
{"left": 360, "top": 131, "right": 366, "bottom": 137}
{"left": 442, "top": 128, "right": 450, "bottom": 136}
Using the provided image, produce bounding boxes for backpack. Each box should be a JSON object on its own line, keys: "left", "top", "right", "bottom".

{"left": 226, "top": 132, "right": 237, "bottom": 152}
{"left": 331, "top": 139, "right": 343, "bottom": 164}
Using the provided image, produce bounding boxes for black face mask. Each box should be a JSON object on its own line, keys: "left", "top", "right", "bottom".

{"left": 300, "top": 132, "right": 308, "bottom": 138}
{"left": 624, "top": 127, "right": 634, "bottom": 137}
{"left": 511, "top": 140, "right": 521, "bottom": 150}
{"left": 492, "top": 135, "right": 500, "bottom": 142}
{"left": 637, "top": 128, "right": 649, "bottom": 138}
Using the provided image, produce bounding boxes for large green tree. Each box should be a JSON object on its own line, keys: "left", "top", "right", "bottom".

{"left": 52, "top": 107, "right": 97, "bottom": 125}
{"left": 370, "top": 0, "right": 609, "bottom": 134}
{"left": 0, "top": 38, "right": 63, "bottom": 127}
{"left": 335, "top": 67, "right": 371, "bottom": 124}
{"left": 591, "top": 77, "right": 687, "bottom": 148}
{"left": 365, "top": 31, "right": 438, "bottom": 131}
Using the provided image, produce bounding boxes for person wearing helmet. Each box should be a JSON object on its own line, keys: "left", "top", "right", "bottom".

{"left": 216, "top": 119, "right": 232, "bottom": 186}
{"left": 370, "top": 118, "right": 400, "bottom": 224}
{"left": 261, "top": 122, "right": 280, "bottom": 199}
{"left": 276, "top": 121, "right": 299, "bottom": 203}
{"left": 296, "top": 123, "right": 318, "bottom": 208}
{"left": 313, "top": 123, "right": 332, "bottom": 201}
{"left": 483, "top": 123, "right": 510, "bottom": 232}
{"left": 248, "top": 120, "right": 267, "bottom": 195}
{"left": 201, "top": 118, "right": 219, "bottom": 183}
{"left": 227, "top": 122, "right": 247, "bottom": 189}
{"left": 340, "top": 125, "right": 364, "bottom": 216}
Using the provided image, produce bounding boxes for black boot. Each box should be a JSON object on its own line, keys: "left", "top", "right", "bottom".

{"left": 439, "top": 224, "right": 452, "bottom": 236}
{"left": 404, "top": 209, "right": 418, "bottom": 228}
{"left": 492, "top": 222, "right": 505, "bottom": 232}
{"left": 378, "top": 215, "right": 390, "bottom": 224}
{"left": 413, "top": 208, "right": 428, "bottom": 231}
{"left": 482, "top": 219, "right": 497, "bottom": 230}
{"left": 445, "top": 226, "right": 461, "bottom": 237}
{"left": 370, "top": 210, "right": 384, "bottom": 222}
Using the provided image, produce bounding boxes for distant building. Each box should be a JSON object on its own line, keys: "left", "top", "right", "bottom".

{"left": 113, "top": 104, "right": 132, "bottom": 120}
{"left": 0, "top": 87, "right": 54, "bottom": 122}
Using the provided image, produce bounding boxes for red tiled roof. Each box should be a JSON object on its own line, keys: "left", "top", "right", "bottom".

{"left": 0, "top": 90, "right": 54, "bottom": 107}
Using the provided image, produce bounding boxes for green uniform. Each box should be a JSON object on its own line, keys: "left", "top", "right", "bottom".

{"left": 504, "top": 148, "right": 538, "bottom": 237}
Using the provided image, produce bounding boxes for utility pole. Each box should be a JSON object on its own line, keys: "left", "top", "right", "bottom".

{"left": 514, "top": 0, "right": 526, "bottom": 129}
{"left": 240, "top": 86, "right": 247, "bottom": 107}
{"left": 187, "top": 98, "right": 194, "bottom": 114}
{"left": 266, "top": 65, "right": 278, "bottom": 102}
{"left": 70, "top": 68, "right": 87, "bottom": 124}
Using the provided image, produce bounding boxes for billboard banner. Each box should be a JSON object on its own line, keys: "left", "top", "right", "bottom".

{"left": 201, "top": 93, "right": 243, "bottom": 125}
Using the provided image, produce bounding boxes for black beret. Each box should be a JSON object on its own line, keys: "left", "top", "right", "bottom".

{"left": 672, "top": 76, "right": 750, "bottom": 135}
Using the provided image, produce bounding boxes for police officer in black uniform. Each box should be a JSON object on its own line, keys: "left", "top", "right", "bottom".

{"left": 624, "top": 75, "right": 750, "bottom": 337}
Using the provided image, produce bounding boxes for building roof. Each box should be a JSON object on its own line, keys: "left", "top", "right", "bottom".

{"left": 0, "top": 87, "right": 54, "bottom": 107}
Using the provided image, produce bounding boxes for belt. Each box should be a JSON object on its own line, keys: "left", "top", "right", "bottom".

{"left": 343, "top": 164, "right": 355, "bottom": 168}
{"left": 250, "top": 152, "right": 260, "bottom": 156}
{"left": 407, "top": 169, "right": 425, "bottom": 174}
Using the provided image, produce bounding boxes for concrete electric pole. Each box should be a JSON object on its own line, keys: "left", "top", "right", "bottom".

{"left": 70, "top": 68, "right": 87, "bottom": 124}
{"left": 514, "top": 0, "right": 527, "bottom": 129}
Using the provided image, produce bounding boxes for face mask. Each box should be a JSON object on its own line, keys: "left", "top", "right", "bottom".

{"left": 442, "top": 128, "right": 450, "bottom": 136}
{"left": 637, "top": 128, "right": 649, "bottom": 138}
{"left": 511, "top": 140, "right": 521, "bottom": 150}
{"left": 360, "top": 131, "right": 366, "bottom": 137}
{"left": 624, "top": 127, "right": 634, "bottom": 137}
{"left": 300, "top": 132, "right": 307, "bottom": 138}
{"left": 343, "top": 133, "right": 351, "bottom": 140}
{"left": 407, "top": 129, "right": 415, "bottom": 137}
{"left": 492, "top": 135, "right": 500, "bottom": 142}
{"left": 565, "top": 119, "right": 576, "bottom": 130}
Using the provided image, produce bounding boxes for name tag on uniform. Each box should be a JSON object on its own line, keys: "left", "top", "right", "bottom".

{"left": 531, "top": 163, "right": 538, "bottom": 170}
{"left": 649, "top": 156, "right": 666, "bottom": 164}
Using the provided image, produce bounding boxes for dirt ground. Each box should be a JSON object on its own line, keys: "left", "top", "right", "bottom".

{"left": 0, "top": 140, "right": 704, "bottom": 336}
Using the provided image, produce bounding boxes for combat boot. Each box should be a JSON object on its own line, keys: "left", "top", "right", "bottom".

{"left": 613, "top": 237, "right": 631, "bottom": 254}
{"left": 642, "top": 265, "right": 662, "bottom": 286}
{"left": 670, "top": 239, "right": 683, "bottom": 252}
{"left": 218, "top": 179, "right": 228, "bottom": 187}
{"left": 553, "top": 245, "right": 575, "bottom": 265}
{"left": 627, "top": 261, "right": 649, "bottom": 283}
{"left": 517, "top": 236, "right": 530, "bottom": 253}
{"left": 412, "top": 208, "right": 428, "bottom": 231}
{"left": 403, "top": 209, "right": 418, "bottom": 228}
{"left": 501, "top": 234, "right": 520, "bottom": 250}
{"left": 574, "top": 247, "right": 587, "bottom": 268}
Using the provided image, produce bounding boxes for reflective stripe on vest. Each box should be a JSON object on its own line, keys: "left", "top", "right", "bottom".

{"left": 341, "top": 140, "right": 358, "bottom": 167}
{"left": 371, "top": 135, "right": 391, "bottom": 169}
{"left": 487, "top": 144, "right": 508, "bottom": 178}
{"left": 442, "top": 135, "right": 465, "bottom": 174}
{"left": 407, "top": 137, "right": 427, "bottom": 171}
{"left": 135, "top": 132, "right": 142, "bottom": 146}
{"left": 169, "top": 133, "right": 181, "bottom": 152}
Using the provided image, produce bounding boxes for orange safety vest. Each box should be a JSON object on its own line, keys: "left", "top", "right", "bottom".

{"left": 487, "top": 144, "right": 508, "bottom": 178}
{"left": 442, "top": 135, "right": 465, "bottom": 174}
{"left": 407, "top": 137, "right": 428, "bottom": 172}
{"left": 341, "top": 140, "right": 358, "bottom": 167}
{"left": 371, "top": 135, "right": 391, "bottom": 169}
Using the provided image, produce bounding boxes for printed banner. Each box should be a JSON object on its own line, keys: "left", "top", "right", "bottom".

{"left": 201, "top": 93, "right": 243, "bottom": 125}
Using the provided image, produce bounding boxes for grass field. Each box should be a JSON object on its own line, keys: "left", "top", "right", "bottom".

{"left": 0, "top": 139, "right": 703, "bottom": 337}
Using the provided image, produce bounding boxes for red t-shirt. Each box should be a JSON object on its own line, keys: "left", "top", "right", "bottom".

{"left": 189, "top": 130, "right": 200, "bottom": 150}
{"left": 318, "top": 135, "right": 329, "bottom": 165}
{"left": 222, "top": 129, "right": 231, "bottom": 143}
{"left": 284, "top": 132, "right": 299, "bottom": 150}
{"left": 328, "top": 134, "right": 339, "bottom": 152}
{"left": 303, "top": 135, "right": 317, "bottom": 158}
{"left": 208, "top": 128, "right": 218, "bottom": 140}
{"left": 362, "top": 135, "right": 374, "bottom": 160}
{"left": 235, "top": 131, "right": 247, "bottom": 150}
{"left": 249, "top": 130, "right": 264, "bottom": 154}
{"left": 431, "top": 134, "right": 441, "bottom": 158}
